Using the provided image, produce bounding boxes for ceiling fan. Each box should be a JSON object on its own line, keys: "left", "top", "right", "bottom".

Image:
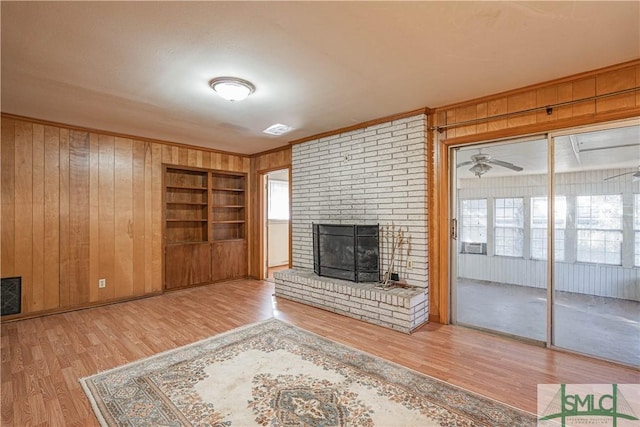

{"left": 457, "top": 152, "right": 524, "bottom": 178}
{"left": 604, "top": 166, "right": 640, "bottom": 182}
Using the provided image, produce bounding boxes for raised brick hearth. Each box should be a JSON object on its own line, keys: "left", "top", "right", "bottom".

{"left": 274, "top": 269, "right": 428, "bottom": 333}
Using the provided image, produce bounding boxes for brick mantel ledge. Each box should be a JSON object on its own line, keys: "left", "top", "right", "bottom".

{"left": 273, "top": 268, "right": 428, "bottom": 333}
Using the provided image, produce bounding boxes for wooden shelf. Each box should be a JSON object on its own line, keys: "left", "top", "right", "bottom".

{"left": 211, "top": 187, "right": 245, "bottom": 192}
{"left": 164, "top": 166, "right": 248, "bottom": 289}
{"left": 166, "top": 185, "right": 207, "bottom": 190}
{"left": 166, "top": 240, "right": 208, "bottom": 246}
{"left": 167, "top": 202, "right": 208, "bottom": 206}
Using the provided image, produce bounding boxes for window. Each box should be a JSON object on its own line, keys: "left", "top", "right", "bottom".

{"left": 635, "top": 194, "right": 640, "bottom": 267}
{"left": 460, "top": 199, "right": 487, "bottom": 243}
{"left": 268, "top": 180, "right": 289, "bottom": 220}
{"left": 530, "top": 196, "right": 566, "bottom": 261}
{"left": 495, "top": 198, "right": 523, "bottom": 257}
{"left": 576, "top": 195, "right": 623, "bottom": 265}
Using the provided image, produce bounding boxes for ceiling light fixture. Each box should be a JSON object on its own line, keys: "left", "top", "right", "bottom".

{"left": 469, "top": 162, "right": 492, "bottom": 178}
{"left": 263, "top": 123, "right": 294, "bottom": 136}
{"left": 209, "top": 77, "right": 255, "bottom": 101}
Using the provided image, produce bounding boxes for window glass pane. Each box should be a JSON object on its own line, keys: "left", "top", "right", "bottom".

{"left": 576, "top": 230, "right": 622, "bottom": 265}
{"left": 576, "top": 195, "right": 622, "bottom": 230}
{"left": 635, "top": 194, "right": 640, "bottom": 230}
{"left": 575, "top": 195, "right": 622, "bottom": 265}
{"left": 636, "top": 232, "right": 640, "bottom": 267}
{"left": 268, "top": 180, "right": 289, "bottom": 220}
{"left": 530, "top": 196, "right": 565, "bottom": 261}
{"left": 461, "top": 199, "right": 487, "bottom": 243}
{"left": 495, "top": 198, "right": 523, "bottom": 257}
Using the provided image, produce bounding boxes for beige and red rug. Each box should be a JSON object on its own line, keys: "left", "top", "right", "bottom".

{"left": 81, "top": 318, "right": 535, "bottom": 426}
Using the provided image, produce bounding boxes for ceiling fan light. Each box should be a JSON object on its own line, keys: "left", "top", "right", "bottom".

{"left": 469, "top": 162, "right": 492, "bottom": 178}
{"left": 209, "top": 77, "right": 255, "bottom": 101}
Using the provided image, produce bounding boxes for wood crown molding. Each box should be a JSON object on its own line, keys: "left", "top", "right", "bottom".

{"left": 434, "top": 59, "right": 640, "bottom": 113}
{"left": 0, "top": 112, "right": 250, "bottom": 158}
{"left": 288, "top": 107, "right": 432, "bottom": 146}
{"left": 250, "top": 144, "right": 292, "bottom": 158}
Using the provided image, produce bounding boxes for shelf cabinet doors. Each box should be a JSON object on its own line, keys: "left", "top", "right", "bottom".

{"left": 165, "top": 243, "right": 212, "bottom": 290}
{"left": 211, "top": 240, "right": 247, "bottom": 282}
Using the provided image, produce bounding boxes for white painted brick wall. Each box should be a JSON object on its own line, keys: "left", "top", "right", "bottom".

{"left": 292, "top": 114, "right": 429, "bottom": 288}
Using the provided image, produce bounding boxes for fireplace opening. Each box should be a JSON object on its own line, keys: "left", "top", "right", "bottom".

{"left": 313, "top": 223, "right": 379, "bottom": 283}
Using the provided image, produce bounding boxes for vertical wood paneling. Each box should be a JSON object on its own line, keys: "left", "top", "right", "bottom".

{"left": 31, "top": 124, "right": 45, "bottom": 312}
{"left": 59, "top": 129, "right": 70, "bottom": 307}
{"left": 89, "top": 134, "right": 100, "bottom": 302}
{"left": 187, "top": 149, "right": 197, "bottom": 167}
{"left": 98, "top": 134, "right": 115, "bottom": 301}
{"left": 161, "top": 145, "right": 172, "bottom": 166}
{"left": 1, "top": 117, "right": 253, "bottom": 319}
{"left": 132, "top": 141, "right": 146, "bottom": 296}
{"left": 1, "top": 118, "right": 16, "bottom": 277}
{"left": 114, "top": 138, "right": 134, "bottom": 298}
{"left": 436, "top": 61, "right": 639, "bottom": 141}
{"left": 596, "top": 67, "right": 636, "bottom": 112}
{"left": 14, "top": 121, "right": 33, "bottom": 311}
{"left": 151, "top": 143, "right": 163, "bottom": 292}
{"left": 571, "top": 78, "right": 595, "bottom": 116}
{"left": 144, "top": 142, "right": 153, "bottom": 294}
{"left": 43, "top": 126, "right": 60, "bottom": 309}
{"left": 68, "top": 130, "right": 90, "bottom": 306}
{"left": 178, "top": 147, "right": 188, "bottom": 165}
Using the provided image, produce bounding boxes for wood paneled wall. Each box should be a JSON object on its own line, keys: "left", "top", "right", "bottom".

{"left": 429, "top": 60, "right": 640, "bottom": 323}
{"left": 435, "top": 60, "right": 640, "bottom": 141}
{"left": 0, "top": 116, "right": 249, "bottom": 319}
{"left": 248, "top": 147, "right": 292, "bottom": 278}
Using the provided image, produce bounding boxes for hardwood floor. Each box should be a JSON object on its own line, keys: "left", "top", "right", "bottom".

{"left": 1, "top": 279, "right": 638, "bottom": 426}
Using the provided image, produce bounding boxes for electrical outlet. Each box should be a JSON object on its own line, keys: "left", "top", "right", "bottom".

{"left": 407, "top": 259, "right": 413, "bottom": 269}
{"left": 98, "top": 278, "right": 106, "bottom": 288}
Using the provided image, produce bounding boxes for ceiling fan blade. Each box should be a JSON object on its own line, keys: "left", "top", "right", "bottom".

{"left": 456, "top": 161, "right": 474, "bottom": 168}
{"left": 486, "top": 159, "right": 523, "bottom": 171}
{"left": 603, "top": 171, "right": 634, "bottom": 181}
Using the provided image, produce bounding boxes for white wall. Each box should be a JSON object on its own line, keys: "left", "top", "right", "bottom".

{"left": 268, "top": 220, "right": 289, "bottom": 266}
{"left": 457, "top": 169, "right": 640, "bottom": 301}
{"left": 291, "top": 114, "right": 428, "bottom": 288}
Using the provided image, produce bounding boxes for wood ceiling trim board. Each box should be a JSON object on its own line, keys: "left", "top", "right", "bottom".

{"left": 249, "top": 144, "right": 291, "bottom": 159}
{"left": 435, "top": 59, "right": 640, "bottom": 113}
{"left": 439, "top": 107, "right": 640, "bottom": 147}
{"left": 288, "top": 107, "right": 431, "bottom": 146}
{"left": 0, "top": 113, "right": 251, "bottom": 159}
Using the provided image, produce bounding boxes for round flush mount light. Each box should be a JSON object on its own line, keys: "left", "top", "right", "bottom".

{"left": 209, "top": 77, "right": 255, "bottom": 101}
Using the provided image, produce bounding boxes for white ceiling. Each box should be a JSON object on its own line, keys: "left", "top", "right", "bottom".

{"left": 2, "top": 1, "right": 639, "bottom": 155}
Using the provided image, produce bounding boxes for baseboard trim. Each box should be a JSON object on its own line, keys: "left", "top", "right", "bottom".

{"left": 0, "top": 291, "right": 163, "bottom": 323}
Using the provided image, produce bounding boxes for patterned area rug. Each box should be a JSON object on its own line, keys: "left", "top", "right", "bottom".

{"left": 81, "top": 318, "right": 536, "bottom": 426}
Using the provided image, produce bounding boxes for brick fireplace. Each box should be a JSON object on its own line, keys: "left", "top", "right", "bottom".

{"left": 274, "top": 113, "right": 429, "bottom": 332}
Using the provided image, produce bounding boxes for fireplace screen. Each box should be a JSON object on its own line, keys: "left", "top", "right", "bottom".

{"left": 313, "top": 224, "right": 379, "bottom": 283}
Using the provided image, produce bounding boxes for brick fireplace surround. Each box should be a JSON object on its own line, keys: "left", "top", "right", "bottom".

{"left": 274, "top": 113, "right": 429, "bottom": 333}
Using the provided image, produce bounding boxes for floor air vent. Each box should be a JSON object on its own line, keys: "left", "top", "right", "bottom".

{"left": 1, "top": 277, "right": 21, "bottom": 316}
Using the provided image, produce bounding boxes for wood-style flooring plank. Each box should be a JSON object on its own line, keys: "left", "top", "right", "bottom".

{"left": 1, "top": 279, "right": 638, "bottom": 427}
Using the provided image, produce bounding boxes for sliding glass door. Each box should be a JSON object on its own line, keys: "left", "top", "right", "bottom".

{"left": 551, "top": 123, "right": 640, "bottom": 366}
{"left": 452, "top": 119, "right": 640, "bottom": 366}
{"left": 452, "top": 137, "right": 548, "bottom": 343}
